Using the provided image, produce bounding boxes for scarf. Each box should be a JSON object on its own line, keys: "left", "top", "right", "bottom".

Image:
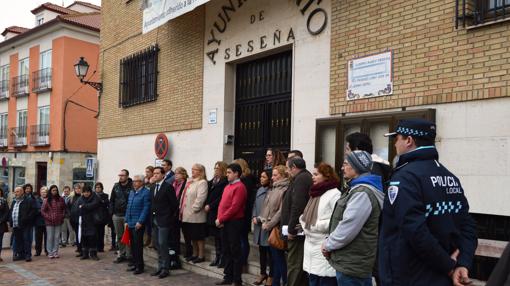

{"left": 302, "top": 180, "right": 339, "bottom": 230}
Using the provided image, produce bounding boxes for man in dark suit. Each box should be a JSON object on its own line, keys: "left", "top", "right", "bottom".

{"left": 162, "top": 159, "right": 175, "bottom": 185}
{"left": 9, "top": 186, "right": 37, "bottom": 262}
{"left": 150, "top": 167, "right": 178, "bottom": 279}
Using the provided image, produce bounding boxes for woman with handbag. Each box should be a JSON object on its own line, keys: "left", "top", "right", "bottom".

{"left": 41, "top": 185, "right": 66, "bottom": 259}
{"left": 0, "top": 188, "right": 9, "bottom": 262}
{"left": 299, "top": 163, "right": 341, "bottom": 286}
{"left": 258, "top": 165, "right": 290, "bottom": 286}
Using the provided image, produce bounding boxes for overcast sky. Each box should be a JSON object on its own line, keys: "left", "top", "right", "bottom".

{"left": 0, "top": 0, "right": 101, "bottom": 41}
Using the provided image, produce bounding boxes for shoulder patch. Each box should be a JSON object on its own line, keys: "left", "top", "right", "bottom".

{"left": 388, "top": 185, "right": 399, "bottom": 205}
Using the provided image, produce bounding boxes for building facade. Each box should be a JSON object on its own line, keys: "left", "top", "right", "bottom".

{"left": 0, "top": 1, "right": 101, "bottom": 192}
{"left": 99, "top": 0, "right": 509, "bottom": 279}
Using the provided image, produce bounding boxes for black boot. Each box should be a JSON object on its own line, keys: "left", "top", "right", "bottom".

{"left": 90, "top": 251, "right": 99, "bottom": 261}
{"left": 217, "top": 256, "right": 225, "bottom": 268}
{"left": 209, "top": 256, "right": 220, "bottom": 267}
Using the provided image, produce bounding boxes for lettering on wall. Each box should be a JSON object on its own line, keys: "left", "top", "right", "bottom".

{"left": 206, "top": 0, "right": 328, "bottom": 64}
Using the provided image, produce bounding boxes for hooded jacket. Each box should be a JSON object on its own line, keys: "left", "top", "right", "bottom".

{"left": 378, "top": 146, "right": 477, "bottom": 286}
{"left": 325, "top": 174, "right": 384, "bottom": 278}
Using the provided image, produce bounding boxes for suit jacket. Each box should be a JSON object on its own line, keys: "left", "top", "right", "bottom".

{"left": 150, "top": 181, "right": 178, "bottom": 227}
{"left": 9, "top": 196, "right": 37, "bottom": 228}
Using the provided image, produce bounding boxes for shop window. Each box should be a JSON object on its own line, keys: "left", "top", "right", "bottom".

{"left": 119, "top": 45, "right": 159, "bottom": 108}
{"left": 13, "top": 167, "right": 25, "bottom": 188}
{"left": 315, "top": 109, "right": 435, "bottom": 173}
{"left": 72, "top": 168, "right": 94, "bottom": 189}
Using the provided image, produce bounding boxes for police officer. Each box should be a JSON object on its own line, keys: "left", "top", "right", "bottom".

{"left": 379, "top": 119, "right": 477, "bottom": 286}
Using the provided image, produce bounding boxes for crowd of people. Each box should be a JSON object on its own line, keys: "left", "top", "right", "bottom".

{"left": 0, "top": 118, "right": 492, "bottom": 286}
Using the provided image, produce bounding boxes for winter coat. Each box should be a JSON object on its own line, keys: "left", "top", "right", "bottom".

{"left": 258, "top": 179, "right": 290, "bottom": 232}
{"left": 77, "top": 194, "right": 100, "bottom": 236}
{"left": 41, "top": 197, "right": 66, "bottom": 226}
{"left": 95, "top": 192, "right": 110, "bottom": 225}
{"left": 281, "top": 169, "right": 313, "bottom": 236}
{"left": 252, "top": 186, "right": 269, "bottom": 246}
{"left": 205, "top": 177, "right": 228, "bottom": 226}
{"left": 70, "top": 194, "right": 81, "bottom": 224}
{"left": 379, "top": 146, "right": 477, "bottom": 286}
{"left": 0, "top": 197, "right": 9, "bottom": 233}
{"left": 241, "top": 174, "right": 257, "bottom": 234}
{"left": 326, "top": 175, "right": 384, "bottom": 278}
{"left": 125, "top": 187, "right": 151, "bottom": 228}
{"left": 300, "top": 188, "right": 341, "bottom": 277}
{"left": 109, "top": 179, "right": 133, "bottom": 216}
{"left": 34, "top": 196, "right": 46, "bottom": 227}
{"left": 181, "top": 178, "right": 208, "bottom": 224}
{"left": 9, "top": 196, "right": 37, "bottom": 228}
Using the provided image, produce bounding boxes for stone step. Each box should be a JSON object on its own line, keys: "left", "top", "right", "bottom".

{"left": 143, "top": 247, "right": 260, "bottom": 286}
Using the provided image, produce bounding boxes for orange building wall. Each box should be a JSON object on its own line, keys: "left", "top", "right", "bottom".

{"left": 53, "top": 36, "right": 98, "bottom": 153}
{"left": 7, "top": 54, "right": 18, "bottom": 142}
{"left": 26, "top": 45, "right": 40, "bottom": 152}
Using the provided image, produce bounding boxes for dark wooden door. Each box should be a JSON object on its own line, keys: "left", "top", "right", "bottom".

{"left": 36, "top": 162, "right": 47, "bottom": 193}
{"left": 234, "top": 51, "right": 292, "bottom": 177}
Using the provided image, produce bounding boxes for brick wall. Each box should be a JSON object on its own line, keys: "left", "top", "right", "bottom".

{"left": 98, "top": 0, "right": 205, "bottom": 139}
{"left": 330, "top": 0, "right": 510, "bottom": 115}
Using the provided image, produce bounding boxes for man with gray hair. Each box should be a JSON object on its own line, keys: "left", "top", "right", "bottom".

{"left": 125, "top": 174, "right": 151, "bottom": 274}
{"left": 9, "top": 186, "right": 36, "bottom": 261}
{"left": 281, "top": 157, "right": 313, "bottom": 286}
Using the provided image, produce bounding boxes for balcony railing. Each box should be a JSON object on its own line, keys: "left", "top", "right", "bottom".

{"left": 0, "top": 80, "right": 8, "bottom": 100}
{"left": 456, "top": 0, "right": 510, "bottom": 28}
{"left": 0, "top": 128, "right": 7, "bottom": 147}
{"left": 8, "top": 126, "right": 27, "bottom": 147}
{"left": 29, "top": 124, "right": 50, "bottom": 146}
{"left": 32, "top": 68, "right": 52, "bottom": 93}
{"left": 12, "top": 75, "right": 29, "bottom": 97}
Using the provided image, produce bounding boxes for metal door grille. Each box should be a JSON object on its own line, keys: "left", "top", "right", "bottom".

{"left": 234, "top": 51, "right": 292, "bottom": 176}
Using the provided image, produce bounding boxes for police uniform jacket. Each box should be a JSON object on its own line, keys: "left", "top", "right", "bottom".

{"left": 378, "top": 146, "right": 477, "bottom": 286}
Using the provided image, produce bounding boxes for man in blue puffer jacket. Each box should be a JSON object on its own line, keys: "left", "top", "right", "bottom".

{"left": 379, "top": 119, "right": 477, "bottom": 286}
{"left": 124, "top": 174, "right": 151, "bottom": 275}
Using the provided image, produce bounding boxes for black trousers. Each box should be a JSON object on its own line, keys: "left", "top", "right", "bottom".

{"left": 95, "top": 224, "right": 106, "bottom": 251}
{"left": 35, "top": 225, "right": 47, "bottom": 255}
{"left": 81, "top": 234, "right": 97, "bottom": 256}
{"left": 259, "top": 245, "right": 273, "bottom": 276}
{"left": 71, "top": 222, "right": 82, "bottom": 254}
{"left": 222, "top": 219, "right": 243, "bottom": 284}
{"left": 129, "top": 226, "right": 145, "bottom": 270}
{"left": 179, "top": 221, "right": 193, "bottom": 257}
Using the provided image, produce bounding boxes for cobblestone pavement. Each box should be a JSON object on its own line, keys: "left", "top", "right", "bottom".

{"left": 0, "top": 245, "right": 220, "bottom": 286}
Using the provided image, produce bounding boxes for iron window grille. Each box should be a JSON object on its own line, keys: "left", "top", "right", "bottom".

{"left": 0, "top": 126, "right": 7, "bottom": 148}
{"left": 29, "top": 124, "right": 50, "bottom": 146}
{"left": 32, "top": 68, "right": 52, "bottom": 93}
{"left": 0, "top": 79, "right": 8, "bottom": 100}
{"left": 119, "top": 45, "right": 159, "bottom": 108}
{"left": 9, "top": 126, "right": 27, "bottom": 147}
{"left": 12, "top": 75, "right": 29, "bottom": 97}
{"left": 456, "top": 0, "right": 510, "bottom": 28}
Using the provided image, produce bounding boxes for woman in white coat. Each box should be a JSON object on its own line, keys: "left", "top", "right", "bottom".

{"left": 299, "top": 162, "right": 341, "bottom": 286}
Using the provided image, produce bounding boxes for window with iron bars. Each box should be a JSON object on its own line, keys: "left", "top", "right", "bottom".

{"left": 119, "top": 45, "right": 159, "bottom": 108}
{"left": 456, "top": 0, "right": 510, "bottom": 28}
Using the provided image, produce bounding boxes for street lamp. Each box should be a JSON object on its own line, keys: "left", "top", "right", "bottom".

{"left": 74, "top": 57, "right": 102, "bottom": 91}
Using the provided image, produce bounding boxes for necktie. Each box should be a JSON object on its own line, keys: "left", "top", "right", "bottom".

{"left": 154, "top": 184, "right": 160, "bottom": 197}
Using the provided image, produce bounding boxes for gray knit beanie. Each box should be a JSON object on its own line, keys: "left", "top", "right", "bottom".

{"left": 346, "top": 150, "right": 373, "bottom": 175}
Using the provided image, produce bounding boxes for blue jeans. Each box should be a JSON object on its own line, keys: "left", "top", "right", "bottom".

{"left": 152, "top": 219, "right": 170, "bottom": 271}
{"left": 336, "top": 271, "right": 372, "bottom": 286}
{"left": 269, "top": 246, "right": 287, "bottom": 286}
{"left": 309, "top": 274, "right": 337, "bottom": 286}
{"left": 13, "top": 227, "right": 32, "bottom": 259}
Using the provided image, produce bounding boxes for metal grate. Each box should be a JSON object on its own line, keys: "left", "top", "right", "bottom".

{"left": 11, "top": 75, "right": 29, "bottom": 97}
{"left": 0, "top": 79, "right": 8, "bottom": 100}
{"left": 119, "top": 45, "right": 159, "bottom": 108}
{"left": 8, "top": 126, "right": 27, "bottom": 147}
{"left": 32, "top": 68, "right": 52, "bottom": 93}
{"left": 234, "top": 51, "right": 292, "bottom": 176}
{"left": 29, "top": 124, "right": 50, "bottom": 146}
{"left": 456, "top": 0, "right": 510, "bottom": 28}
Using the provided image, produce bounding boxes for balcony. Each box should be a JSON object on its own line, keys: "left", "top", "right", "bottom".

{"left": 0, "top": 128, "right": 7, "bottom": 147}
{"left": 0, "top": 80, "right": 8, "bottom": 100}
{"left": 12, "top": 75, "right": 29, "bottom": 97}
{"left": 8, "top": 126, "right": 27, "bottom": 147}
{"left": 456, "top": 0, "right": 510, "bottom": 28}
{"left": 32, "top": 68, "right": 52, "bottom": 93}
{"left": 29, "top": 124, "right": 50, "bottom": 146}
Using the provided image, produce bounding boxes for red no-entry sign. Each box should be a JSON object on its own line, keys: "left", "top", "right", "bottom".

{"left": 154, "top": 133, "right": 169, "bottom": 159}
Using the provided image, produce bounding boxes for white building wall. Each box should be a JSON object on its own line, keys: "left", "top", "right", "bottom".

{"left": 98, "top": 0, "right": 332, "bottom": 191}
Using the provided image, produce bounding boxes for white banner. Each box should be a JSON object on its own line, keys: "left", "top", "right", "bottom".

{"left": 143, "top": 0, "right": 210, "bottom": 34}
{"left": 346, "top": 51, "right": 393, "bottom": 100}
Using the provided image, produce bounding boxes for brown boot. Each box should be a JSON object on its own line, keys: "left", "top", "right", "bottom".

{"left": 265, "top": 277, "right": 273, "bottom": 286}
